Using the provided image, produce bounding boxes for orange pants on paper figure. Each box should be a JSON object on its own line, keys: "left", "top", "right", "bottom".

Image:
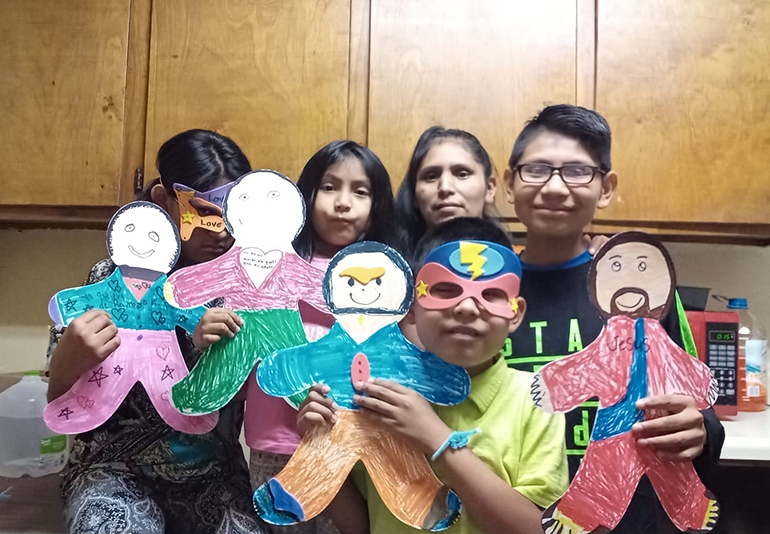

{"left": 252, "top": 410, "right": 461, "bottom": 531}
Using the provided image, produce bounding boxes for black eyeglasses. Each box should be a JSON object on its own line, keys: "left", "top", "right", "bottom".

{"left": 515, "top": 163, "right": 605, "bottom": 186}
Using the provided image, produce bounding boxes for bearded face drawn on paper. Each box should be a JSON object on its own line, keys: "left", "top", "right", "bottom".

{"left": 589, "top": 232, "right": 676, "bottom": 322}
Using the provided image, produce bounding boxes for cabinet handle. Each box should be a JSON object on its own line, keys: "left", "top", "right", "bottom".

{"left": 134, "top": 168, "right": 144, "bottom": 194}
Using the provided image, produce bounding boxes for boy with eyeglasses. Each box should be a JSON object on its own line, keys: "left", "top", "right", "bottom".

{"left": 501, "top": 104, "right": 724, "bottom": 533}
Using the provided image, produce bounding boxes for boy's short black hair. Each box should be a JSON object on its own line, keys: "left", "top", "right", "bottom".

{"left": 411, "top": 217, "right": 513, "bottom": 273}
{"left": 508, "top": 104, "right": 612, "bottom": 172}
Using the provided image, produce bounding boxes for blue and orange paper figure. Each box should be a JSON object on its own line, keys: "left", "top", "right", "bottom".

{"left": 44, "top": 202, "right": 217, "bottom": 435}
{"left": 254, "top": 241, "right": 471, "bottom": 531}
{"left": 531, "top": 232, "right": 720, "bottom": 533}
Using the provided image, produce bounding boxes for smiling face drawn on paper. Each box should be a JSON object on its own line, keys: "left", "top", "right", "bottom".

{"left": 590, "top": 232, "right": 675, "bottom": 321}
{"left": 107, "top": 202, "right": 180, "bottom": 274}
{"left": 324, "top": 242, "right": 414, "bottom": 319}
{"left": 223, "top": 170, "right": 306, "bottom": 250}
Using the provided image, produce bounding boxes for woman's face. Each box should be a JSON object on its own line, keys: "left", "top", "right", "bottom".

{"left": 414, "top": 140, "right": 496, "bottom": 228}
{"left": 152, "top": 177, "right": 235, "bottom": 266}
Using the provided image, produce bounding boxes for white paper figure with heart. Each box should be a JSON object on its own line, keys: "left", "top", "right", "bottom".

{"left": 163, "top": 170, "right": 330, "bottom": 422}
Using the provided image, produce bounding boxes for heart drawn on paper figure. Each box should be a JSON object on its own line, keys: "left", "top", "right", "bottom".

{"left": 108, "top": 278, "right": 121, "bottom": 293}
{"left": 151, "top": 310, "right": 166, "bottom": 325}
{"left": 156, "top": 346, "right": 170, "bottom": 360}
{"left": 77, "top": 396, "right": 95, "bottom": 409}
{"left": 240, "top": 247, "right": 282, "bottom": 289}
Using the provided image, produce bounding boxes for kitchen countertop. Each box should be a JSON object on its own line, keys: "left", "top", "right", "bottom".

{"left": 720, "top": 409, "right": 770, "bottom": 464}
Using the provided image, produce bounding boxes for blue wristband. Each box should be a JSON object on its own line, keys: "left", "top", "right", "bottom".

{"left": 431, "top": 429, "right": 481, "bottom": 461}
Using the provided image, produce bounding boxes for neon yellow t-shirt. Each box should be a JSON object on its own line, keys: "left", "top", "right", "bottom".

{"left": 360, "top": 357, "right": 569, "bottom": 534}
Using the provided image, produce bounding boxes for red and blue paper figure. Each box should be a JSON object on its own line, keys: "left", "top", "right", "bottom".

{"left": 164, "top": 170, "right": 328, "bottom": 432}
{"left": 531, "top": 232, "right": 720, "bottom": 533}
{"left": 44, "top": 202, "right": 217, "bottom": 435}
{"left": 254, "top": 241, "right": 471, "bottom": 531}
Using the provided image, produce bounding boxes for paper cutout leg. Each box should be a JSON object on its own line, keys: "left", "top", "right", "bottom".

{"left": 44, "top": 350, "right": 136, "bottom": 435}
{"left": 253, "top": 413, "right": 360, "bottom": 525}
{"left": 138, "top": 340, "right": 218, "bottom": 434}
{"left": 543, "top": 433, "right": 644, "bottom": 532}
{"left": 361, "top": 419, "right": 460, "bottom": 531}
{"left": 644, "top": 448, "right": 720, "bottom": 531}
{"left": 171, "top": 310, "right": 308, "bottom": 415}
{"left": 253, "top": 410, "right": 460, "bottom": 532}
{"left": 44, "top": 330, "right": 216, "bottom": 435}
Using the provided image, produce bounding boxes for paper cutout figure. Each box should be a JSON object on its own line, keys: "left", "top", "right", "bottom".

{"left": 164, "top": 170, "right": 328, "bottom": 416}
{"left": 531, "top": 232, "right": 720, "bottom": 533}
{"left": 254, "top": 241, "right": 471, "bottom": 531}
{"left": 172, "top": 182, "right": 232, "bottom": 241}
{"left": 44, "top": 202, "right": 217, "bottom": 435}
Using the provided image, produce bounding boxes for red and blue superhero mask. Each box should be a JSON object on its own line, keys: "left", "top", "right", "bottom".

{"left": 415, "top": 240, "right": 522, "bottom": 319}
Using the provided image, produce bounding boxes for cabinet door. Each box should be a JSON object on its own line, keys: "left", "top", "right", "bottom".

{"left": 596, "top": 0, "right": 770, "bottom": 224}
{"left": 368, "top": 0, "right": 579, "bottom": 218}
{"left": 145, "top": 0, "right": 352, "bottom": 181}
{"left": 0, "top": 0, "right": 132, "bottom": 207}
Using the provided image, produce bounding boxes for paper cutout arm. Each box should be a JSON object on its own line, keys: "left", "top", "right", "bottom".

{"left": 165, "top": 249, "right": 239, "bottom": 308}
{"left": 532, "top": 334, "right": 623, "bottom": 414}
{"left": 372, "top": 331, "right": 470, "bottom": 406}
{"left": 49, "top": 278, "right": 110, "bottom": 326}
{"left": 258, "top": 341, "right": 319, "bottom": 398}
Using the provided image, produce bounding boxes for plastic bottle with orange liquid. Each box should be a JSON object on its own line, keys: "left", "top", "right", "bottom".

{"left": 725, "top": 298, "right": 767, "bottom": 412}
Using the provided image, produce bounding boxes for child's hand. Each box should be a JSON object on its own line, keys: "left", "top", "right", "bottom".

{"left": 192, "top": 308, "right": 243, "bottom": 350}
{"left": 297, "top": 384, "right": 339, "bottom": 437}
{"left": 353, "top": 379, "right": 452, "bottom": 456}
{"left": 632, "top": 394, "right": 706, "bottom": 461}
{"left": 49, "top": 310, "right": 121, "bottom": 394}
{"left": 584, "top": 234, "right": 610, "bottom": 256}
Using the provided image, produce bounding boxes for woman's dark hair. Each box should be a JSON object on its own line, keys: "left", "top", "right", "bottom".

{"left": 138, "top": 129, "right": 252, "bottom": 200}
{"left": 395, "top": 126, "right": 497, "bottom": 259}
{"left": 292, "top": 140, "right": 400, "bottom": 261}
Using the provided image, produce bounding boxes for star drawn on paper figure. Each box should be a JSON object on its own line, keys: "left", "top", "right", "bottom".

{"left": 58, "top": 407, "right": 74, "bottom": 420}
{"left": 177, "top": 314, "right": 188, "bottom": 324}
{"left": 181, "top": 211, "right": 195, "bottom": 224}
{"left": 63, "top": 298, "right": 77, "bottom": 312}
{"left": 416, "top": 280, "right": 429, "bottom": 298}
{"left": 87, "top": 366, "right": 109, "bottom": 387}
{"left": 83, "top": 304, "right": 95, "bottom": 312}
{"left": 161, "top": 365, "right": 175, "bottom": 381}
{"left": 113, "top": 365, "right": 123, "bottom": 375}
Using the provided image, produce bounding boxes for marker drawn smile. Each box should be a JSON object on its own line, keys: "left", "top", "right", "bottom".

{"left": 129, "top": 245, "right": 155, "bottom": 259}
{"left": 350, "top": 292, "right": 381, "bottom": 306}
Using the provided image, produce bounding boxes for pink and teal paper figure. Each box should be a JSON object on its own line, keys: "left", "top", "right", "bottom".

{"left": 164, "top": 170, "right": 328, "bottom": 422}
{"left": 44, "top": 202, "right": 217, "bottom": 435}
{"left": 253, "top": 241, "right": 471, "bottom": 531}
{"left": 532, "top": 232, "right": 720, "bottom": 533}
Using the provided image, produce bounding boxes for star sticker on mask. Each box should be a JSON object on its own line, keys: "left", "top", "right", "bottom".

{"left": 181, "top": 211, "right": 195, "bottom": 224}
{"left": 510, "top": 298, "right": 519, "bottom": 313}
{"left": 416, "top": 280, "right": 429, "bottom": 298}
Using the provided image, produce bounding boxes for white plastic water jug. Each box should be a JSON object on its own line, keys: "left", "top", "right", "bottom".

{"left": 0, "top": 373, "right": 69, "bottom": 477}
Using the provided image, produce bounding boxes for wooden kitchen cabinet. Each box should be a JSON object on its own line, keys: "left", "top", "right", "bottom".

{"left": 594, "top": 0, "right": 770, "bottom": 226}
{"left": 143, "top": 0, "right": 353, "bottom": 182}
{"left": 1, "top": 0, "right": 768, "bottom": 241}
{"left": 0, "top": 0, "right": 145, "bottom": 223}
{"left": 366, "top": 0, "right": 581, "bottom": 221}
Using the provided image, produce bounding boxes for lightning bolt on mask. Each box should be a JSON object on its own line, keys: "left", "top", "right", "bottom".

{"left": 172, "top": 182, "right": 234, "bottom": 240}
{"left": 415, "top": 240, "right": 522, "bottom": 318}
